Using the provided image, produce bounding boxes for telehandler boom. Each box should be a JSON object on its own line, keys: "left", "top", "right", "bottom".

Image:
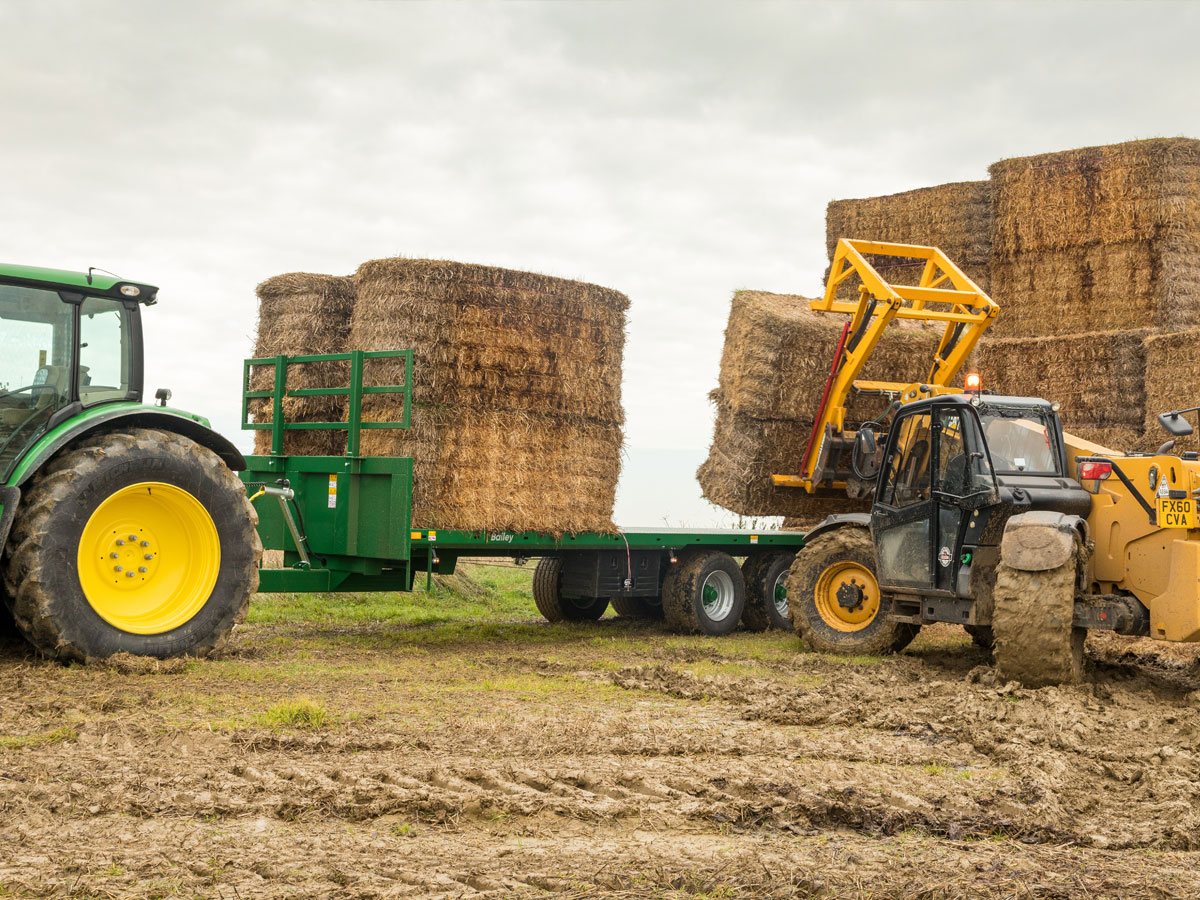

{"left": 778, "top": 239, "right": 1200, "bottom": 685}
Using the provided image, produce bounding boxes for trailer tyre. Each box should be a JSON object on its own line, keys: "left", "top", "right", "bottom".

{"left": 740, "top": 552, "right": 795, "bottom": 631}
{"left": 787, "top": 528, "right": 918, "bottom": 655}
{"left": 3, "top": 429, "right": 261, "bottom": 662}
{"left": 662, "top": 551, "right": 745, "bottom": 636}
{"left": 532, "top": 557, "right": 608, "bottom": 622}
{"left": 610, "top": 595, "right": 664, "bottom": 619}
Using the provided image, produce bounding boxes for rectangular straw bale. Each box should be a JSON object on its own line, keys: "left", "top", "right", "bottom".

{"left": 1061, "top": 427, "right": 1153, "bottom": 455}
{"left": 974, "top": 329, "right": 1152, "bottom": 430}
{"left": 825, "top": 180, "right": 992, "bottom": 298}
{"left": 1143, "top": 328, "right": 1200, "bottom": 453}
{"left": 251, "top": 273, "right": 356, "bottom": 456}
{"left": 696, "top": 397, "right": 871, "bottom": 519}
{"left": 717, "top": 290, "right": 943, "bottom": 422}
{"left": 988, "top": 138, "right": 1200, "bottom": 336}
{"left": 350, "top": 258, "right": 628, "bottom": 533}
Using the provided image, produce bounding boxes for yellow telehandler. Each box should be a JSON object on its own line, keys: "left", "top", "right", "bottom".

{"left": 776, "top": 239, "right": 1200, "bottom": 685}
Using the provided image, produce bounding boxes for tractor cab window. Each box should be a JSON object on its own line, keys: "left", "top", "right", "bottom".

{"left": 977, "top": 406, "right": 1059, "bottom": 475}
{"left": 934, "top": 408, "right": 995, "bottom": 497}
{"left": 78, "top": 297, "right": 132, "bottom": 406}
{"left": 0, "top": 284, "right": 74, "bottom": 477}
{"left": 880, "top": 412, "right": 932, "bottom": 508}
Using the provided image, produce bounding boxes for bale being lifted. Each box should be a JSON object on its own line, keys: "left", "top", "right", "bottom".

{"left": 349, "top": 259, "right": 628, "bottom": 534}
{"left": 251, "top": 273, "right": 356, "bottom": 457}
{"left": 698, "top": 290, "right": 939, "bottom": 520}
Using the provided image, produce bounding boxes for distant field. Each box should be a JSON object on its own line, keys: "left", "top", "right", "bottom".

{"left": 1, "top": 563, "right": 1199, "bottom": 899}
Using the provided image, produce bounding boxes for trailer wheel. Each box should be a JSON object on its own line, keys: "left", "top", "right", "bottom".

{"left": 740, "top": 552, "right": 795, "bottom": 631}
{"left": 610, "top": 595, "right": 664, "bottom": 619}
{"left": 787, "top": 528, "right": 918, "bottom": 655}
{"left": 532, "top": 557, "right": 608, "bottom": 622}
{"left": 662, "top": 551, "right": 745, "bottom": 636}
{"left": 3, "top": 428, "right": 261, "bottom": 662}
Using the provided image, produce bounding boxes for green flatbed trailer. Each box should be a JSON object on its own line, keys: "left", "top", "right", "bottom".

{"left": 243, "top": 352, "right": 807, "bottom": 635}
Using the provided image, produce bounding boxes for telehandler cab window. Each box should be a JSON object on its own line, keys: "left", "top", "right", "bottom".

{"left": 977, "top": 407, "right": 1059, "bottom": 475}
{"left": 881, "top": 413, "right": 932, "bottom": 507}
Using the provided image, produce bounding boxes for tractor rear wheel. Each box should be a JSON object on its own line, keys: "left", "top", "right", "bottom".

{"left": 3, "top": 429, "right": 261, "bottom": 662}
{"left": 740, "top": 552, "right": 795, "bottom": 631}
{"left": 992, "top": 541, "right": 1085, "bottom": 686}
{"left": 787, "top": 528, "right": 919, "bottom": 655}
{"left": 532, "top": 557, "right": 608, "bottom": 622}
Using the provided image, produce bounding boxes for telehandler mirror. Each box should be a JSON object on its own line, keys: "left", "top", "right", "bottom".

{"left": 1157, "top": 410, "right": 1196, "bottom": 437}
{"left": 852, "top": 424, "right": 883, "bottom": 480}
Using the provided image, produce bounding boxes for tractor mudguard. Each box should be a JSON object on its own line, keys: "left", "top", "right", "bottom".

{"left": 999, "top": 511, "right": 1087, "bottom": 572}
{"left": 800, "top": 513, "right": 872, "bottom": 545}
{"left": 11, "top": 408, "right": 246, "bottom": 488}
{"left": 0, "top": 484, "right": 19, "bottom": 554}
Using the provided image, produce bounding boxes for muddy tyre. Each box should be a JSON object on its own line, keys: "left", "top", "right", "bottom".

{"left": 741, "top": 552, "right": 795, "bottom": 631}
{"left": 610, "top": 595, "right": 664, "bottom": 619}
{"left": 532, "top": 557, "right": 608, "bottom": 622}
{"left": 3, "top": 429, "right": 261, "bottom": 662}
{"left": 662, "top": 551, "right": 745, "bottom": 636}
{"left": 992, "top": 543, "right": 1085, "bottom": 686}
{"left": 786, "top": 527, "right": 919, "bottom": 655}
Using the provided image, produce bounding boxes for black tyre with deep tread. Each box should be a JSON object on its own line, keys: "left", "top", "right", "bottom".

{"left": 610, "top": 595, "right": 664, "bottom": 619}
{"left": 786, "top": 527, "right": 919, "bottom": 655}
{"left": 532, "top": 557, "right": 608, "bottom": 622}
{"left": 662, "top": 550, "right": 745, "bottom": 636}
{"left": 741, "top": 552, "right": 796, "bottom": 632}
{"left": 3, "top": 428, "right": 261, "bottom": 661}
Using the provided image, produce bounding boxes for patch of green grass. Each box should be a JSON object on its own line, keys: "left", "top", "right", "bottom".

{"left": 256, "top": 697, "right": 328, "bottom": 729}
{"left": 0, "top": 724, "right": 78, "bottom": 750}
{"left": 924, "top": 763, "right": 946, "bottom": 776}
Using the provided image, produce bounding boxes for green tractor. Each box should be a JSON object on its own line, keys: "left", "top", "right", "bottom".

{"left": 0, "top": 264, "right": 260, "bottom": 661}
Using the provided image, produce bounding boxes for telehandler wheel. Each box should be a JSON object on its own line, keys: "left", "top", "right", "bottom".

{"left": 662, "top": 550, "right": 745, "bottom": 636}
{"left": 532, "top": 557, "right": 608, "bottom": 622}
{"left": 992, "top": 541, "right": 1085, "bottom": 687}
{"left": 610, "top": 595, "right": 664, "bottom": 619}
{"left": 2, "top": 429, "right": 261, "bottom": 662}
{"left": 786, "top": 528, "right": 919, "bottom": 655}
{"left": 740, "top": 552, "right": 795, "bottom": 631}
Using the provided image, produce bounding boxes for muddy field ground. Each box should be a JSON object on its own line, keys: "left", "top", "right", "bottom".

{"left": 2, "top": 563, "right": 1200, "bottom": 899}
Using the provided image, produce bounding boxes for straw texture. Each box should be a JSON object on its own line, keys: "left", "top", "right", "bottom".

{"left": 251, "top": 273, "right": 356, "bottom": 456}
{"left": 348, "top": 258, "right": 628, "bottom": 533}
{"left": 1143, "top": 328, "right": 1200, "bottom": 453}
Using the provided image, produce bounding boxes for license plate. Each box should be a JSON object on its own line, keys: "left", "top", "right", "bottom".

{"left": 1156, "top": 496, "right": 1196, "bottom": 529}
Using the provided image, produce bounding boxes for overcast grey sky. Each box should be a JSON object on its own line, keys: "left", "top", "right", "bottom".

{"left": 2, "top": 0, "right": 1197, "bottom": 526}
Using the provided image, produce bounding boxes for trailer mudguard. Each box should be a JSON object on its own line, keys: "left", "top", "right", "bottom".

{"left": 10, "top": 406, "right": 246, "bottom": 488}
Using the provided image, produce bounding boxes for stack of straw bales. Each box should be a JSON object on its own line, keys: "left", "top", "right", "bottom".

{"left": 348, "top": 259, "right": 627, "bottom": 534}
{"left": 696, "top": 290, "right": 938, "bottom": 520}
{"left": 251, "top": 274, "right": 356, "bottom": 456}
{"left": 825, "top": 180, "right": 992, "bottom": 298}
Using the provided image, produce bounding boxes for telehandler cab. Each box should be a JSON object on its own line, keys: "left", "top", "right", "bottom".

{"left": 777, "top": 240, "right": 1200, "bottom": 685}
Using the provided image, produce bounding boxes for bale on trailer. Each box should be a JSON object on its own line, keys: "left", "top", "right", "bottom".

{"left": 825, "top": 181, "right": 992, "bottom": 298}
{"left": 251, "top": 273, "right": 356, "bottom": 456}
{"left": 348, "top": 258, "right": 628, "bottom": 534}
{"left": 988, "top": 138, "right": 1200, "bottom": 337}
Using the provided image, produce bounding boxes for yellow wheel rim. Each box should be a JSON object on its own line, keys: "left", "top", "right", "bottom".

{"left": 77, "top": 482, "right": 220, "bottom": 635}
{"left": 813, "top": 560, "right": 880, "bottom": 632}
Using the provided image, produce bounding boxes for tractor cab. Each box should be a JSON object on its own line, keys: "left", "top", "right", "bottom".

{"left": 0, "top": 265, "right": 153, "bottom": 480}
{"left": 863, "top": 394, "right": 1091, "bottom": 598}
